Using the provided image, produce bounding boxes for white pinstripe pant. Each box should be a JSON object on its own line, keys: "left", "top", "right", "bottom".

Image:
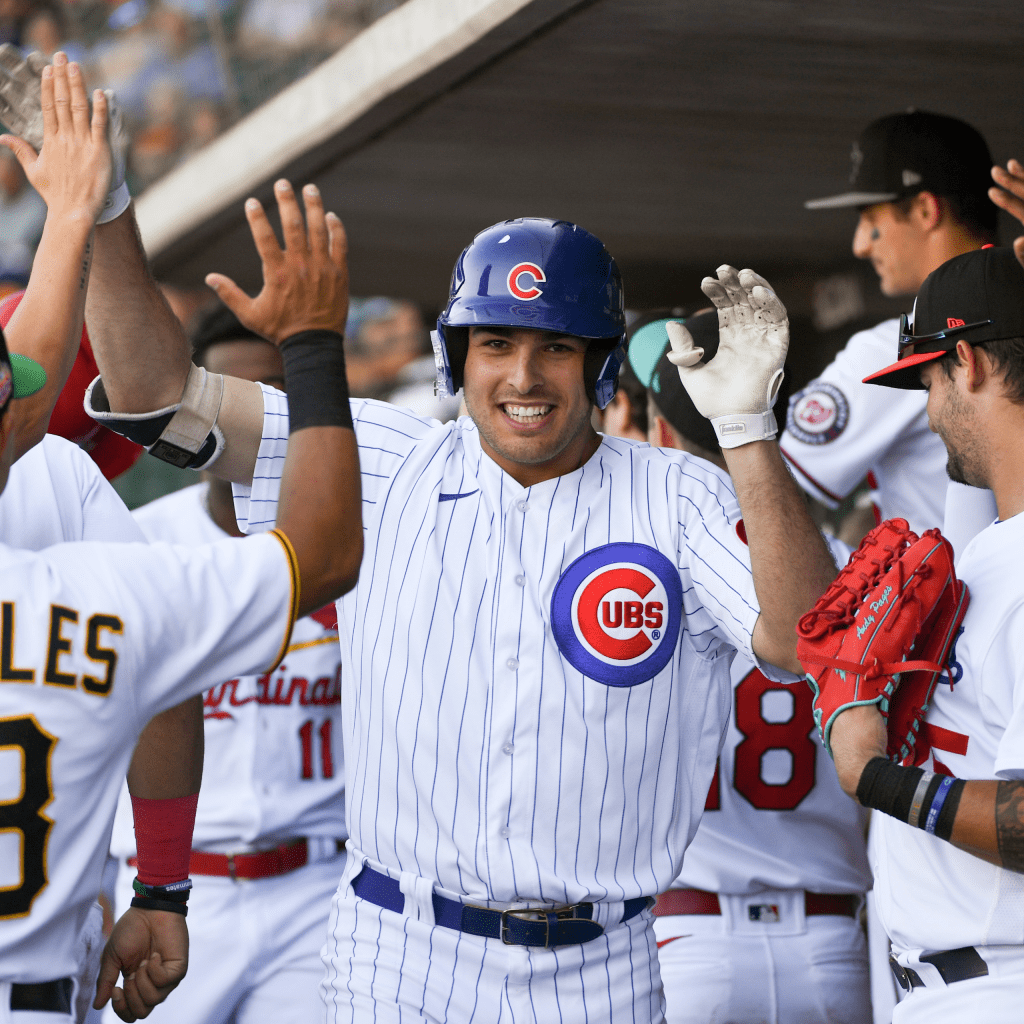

{"left": 319, "top": 870, "right": 665, "bottom": 1023}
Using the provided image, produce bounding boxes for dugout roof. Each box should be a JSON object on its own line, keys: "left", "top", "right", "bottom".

{"left": 137, "top": 0, "right": 1024, "bottom": 321}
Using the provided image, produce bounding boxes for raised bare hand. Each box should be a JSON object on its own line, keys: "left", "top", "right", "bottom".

{"left": 990, "top": 160, "right": 1024, "bottom": 271}
{"left": 206, "top": 179, "right": 349, "bottom": 344}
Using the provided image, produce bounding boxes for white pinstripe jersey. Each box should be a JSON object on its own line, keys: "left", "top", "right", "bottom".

{"left": 234, "top": 387, "right": 779, "bottom": 907}
{"left": 108, "top": 483, "right": 345, "bottom": 860}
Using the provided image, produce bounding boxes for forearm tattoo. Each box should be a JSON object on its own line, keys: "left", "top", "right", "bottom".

{"left": 80, "top": 237, "right": 92, "bottom": 291}
{"left": 996, "top": 781, "right": 1024, "bottom": 873}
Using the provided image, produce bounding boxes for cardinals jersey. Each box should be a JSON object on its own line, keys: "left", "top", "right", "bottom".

{"left": 672, "top": 535, "right": 871, "bottom": 895}
{"left": 0, "top": 531, "right": 297, "bottom": 981}
{"left": 781, "top": 318, "right": 948, "bottom": 534}
{"left": 872, "top": 514, "right": 1024, "bottom": 952}
{"left": 109, "top": 483, "right": 345, "bottom": 858}
{"left": 234, "top": 387, "right": 788, "bottom": 907}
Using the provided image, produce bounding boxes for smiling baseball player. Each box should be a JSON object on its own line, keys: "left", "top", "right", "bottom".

{"left": 627, "top": 312, "right": 872, "bottom": 1024}
{"left": 104, "top": 306, "right": 347, "bottom": 1024}
{"left": 79, "top": 188, "right": 839, "bottom": 1020}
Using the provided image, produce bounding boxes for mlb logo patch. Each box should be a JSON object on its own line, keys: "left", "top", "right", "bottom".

{"left": 748, "top": 904, "right": 781, "bottom": 923}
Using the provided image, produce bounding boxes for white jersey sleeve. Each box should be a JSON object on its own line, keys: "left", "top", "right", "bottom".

{"left": 0, "top": 435, "right": 144, "bottom": 547}
{"left": 233, "top": 384, "right": 437, "bottom": 535}
{"left": 871, "top": 515, "right": 1024, "bottom": 953}
{"left": 108, "top": 483, "right": 346, "bottom": 858}
{"left": 780, "top": 318, "right": 948, "bottom": 534}
{"left": 0, "top": 531, "right": 297, "bottom": 980}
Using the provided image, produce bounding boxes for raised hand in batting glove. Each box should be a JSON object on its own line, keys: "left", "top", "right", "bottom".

{"left": 0, "top": 54, "right": 112, "bottom": 226}
{"left": 666, "top": 265, "right": 788, "bottom": 448}
{"left": 0, "top": 45, "right": 129, "bottom": 223}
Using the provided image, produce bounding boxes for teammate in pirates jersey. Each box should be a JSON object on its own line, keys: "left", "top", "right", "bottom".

{"left": 627, "top": 311, "right": 872, "bottom": 1024}
{"left": 105, "top": 305, "right": 348, "bottom": 1024}
{"left": 0, "top": 54, "right": 362, "bottom": 1024}
{"left": 789, "top": 110, "right": 1000, "bottom": 549}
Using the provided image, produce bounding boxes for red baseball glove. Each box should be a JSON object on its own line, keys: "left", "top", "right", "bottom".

{"left": 796, "top": 518, "right": 969, "bottom": 764}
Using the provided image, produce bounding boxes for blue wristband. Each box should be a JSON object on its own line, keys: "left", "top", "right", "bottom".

{"left": 924, "top": 776, "right": 955, "bottom": 834}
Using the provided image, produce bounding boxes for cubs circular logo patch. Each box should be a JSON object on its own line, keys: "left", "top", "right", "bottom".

{"left": 551, "top": 542, "right": 683, "bottom": 687}
{"left": 787, "top": 381, "right": 849, "bottom": 445}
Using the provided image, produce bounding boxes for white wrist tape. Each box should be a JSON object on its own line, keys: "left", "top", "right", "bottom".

{"left": 710, "top": 410, "right": 778, "bottom": 449}
{"left": 84, "top": 363, "right": 225, "bottom": 469}
{"left": 97, "top": 181, "right": 131, "bottom": 225}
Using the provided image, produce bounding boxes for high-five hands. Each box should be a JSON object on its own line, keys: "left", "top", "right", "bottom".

{"left": 0, "top": 46, "right": 129, "bottom": 223}
{"left": 205, "top": 179, "right": 349, "bottom": 345}
{"left": 0, "top": 51, "right": 112, "bottom": 225}
{"left": 667, "top": 265, "right": 788, "bottom": 448}
{"left": 990, "top": 160, "right": 1024, "bottom": 272}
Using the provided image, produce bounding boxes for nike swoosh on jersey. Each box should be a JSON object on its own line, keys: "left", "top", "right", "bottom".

{"left": 438, "top": 490, "right": 480, "bottom": 502}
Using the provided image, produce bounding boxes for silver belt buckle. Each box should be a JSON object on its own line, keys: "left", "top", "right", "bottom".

{"left": 500, "top": 905, "right": 582, "bottom": 947}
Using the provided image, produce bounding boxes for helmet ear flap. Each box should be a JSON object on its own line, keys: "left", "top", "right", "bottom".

{"left": 585, "top": 338, "right": 626, "bottom": 410}
{"left": 434, "top": 323, "right": 469, "bottom": 396}
{"left": 445, "top": 326, "right": 469, "bottom": 393}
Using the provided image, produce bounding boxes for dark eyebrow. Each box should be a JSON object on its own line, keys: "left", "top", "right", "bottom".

{"left": 468, "top": 325, "right": 583, "bottom": 345}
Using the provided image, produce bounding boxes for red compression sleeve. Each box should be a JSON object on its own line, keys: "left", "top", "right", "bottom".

{"left": 131, "top": 793, "right": 199, "bottom": 886}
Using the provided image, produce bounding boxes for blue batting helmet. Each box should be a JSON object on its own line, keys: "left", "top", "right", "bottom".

{"left": 433, "top": 218, "right": 627, "bottom": 409}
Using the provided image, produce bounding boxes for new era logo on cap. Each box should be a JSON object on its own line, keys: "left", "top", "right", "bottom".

{"left": 947, "top": 318, "right": 965, "bottom": 328}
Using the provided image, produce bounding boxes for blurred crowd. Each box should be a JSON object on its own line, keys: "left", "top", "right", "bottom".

{"left": 0, "top": 0, "right": 404, "bottom": 280}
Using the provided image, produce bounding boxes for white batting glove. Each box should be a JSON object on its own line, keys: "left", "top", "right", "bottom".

{"left": 666, "top": 265, "right": 788, "bottom": 448}
{"left": 0, "top": 44, "right": 130, "bottom": 224}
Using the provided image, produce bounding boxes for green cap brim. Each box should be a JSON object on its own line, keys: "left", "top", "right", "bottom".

{"left": 627, "top": 319, "right": 672, "bottom": 388}
{"left": 10, "top": 352, "right": 47, "bottom": 398}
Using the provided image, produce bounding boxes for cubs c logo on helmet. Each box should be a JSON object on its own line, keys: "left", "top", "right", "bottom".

{"left": 507, "top": 262, "right": 546, "bottom": 301}
{"left": 551, "top": 542, "right": 683, "bottom": 687}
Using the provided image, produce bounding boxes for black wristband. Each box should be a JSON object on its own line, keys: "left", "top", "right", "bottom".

{"left": 856, "top": 756, "right": 965, "bottom": 842}
{"left": 279, "top": 329, "right": 353, "bottom": 432}
{"left": 856, "top": 756, "right": 923, "bottom": 821}
{"left": 130, "top": 896, "right": 188, "bottom": 916}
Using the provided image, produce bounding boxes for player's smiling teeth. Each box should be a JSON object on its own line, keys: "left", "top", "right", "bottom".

{"left": 504, "top": 404, "right": 552, "bottom": 423}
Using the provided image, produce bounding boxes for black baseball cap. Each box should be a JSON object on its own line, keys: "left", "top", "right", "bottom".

{"left": 805, "top": 110, "right": 994, "bottom": 211}
{"left": 0, "top": 326, "right": 46, "bottom": 415}
{"left": 629, "top": 311, "right": 722, "bottom": 454}
{"left": 864, "top": 247, "right": 1024, "bottom": 389}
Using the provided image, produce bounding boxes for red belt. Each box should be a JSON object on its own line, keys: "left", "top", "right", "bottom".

{"left": 653, "top": 887, "right": 859, "bottom": 919}
{"left": 128, "top": 838, "right": 345, "bottom": 881}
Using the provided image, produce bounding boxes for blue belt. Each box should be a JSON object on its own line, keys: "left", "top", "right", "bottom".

{"left": 352, "top": 865, "right": 651, "bottom": 948}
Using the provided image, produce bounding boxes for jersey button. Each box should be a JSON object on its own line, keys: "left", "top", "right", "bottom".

{"left": 502, "top": 741, "right": 514, "bottom": 755}
{"left": 506, "top": 657, "right": 519, "bottom": 671}
{"left": 514, "top": 575, "right": 525, "bottom": 586}
{"left": 499, "top": 827, "right": 511, "bottom": 839}
{"left": 516, "top": 501, "right": 529, "bottom": 512}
